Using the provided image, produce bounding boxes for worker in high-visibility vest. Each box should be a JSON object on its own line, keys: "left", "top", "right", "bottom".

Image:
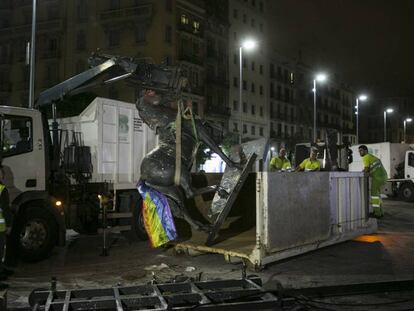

{"left": 269, "top": 148, "right": 292, "bottom": 171}
{"left": 358, "top": 145, "right": 388, "bottom": 218}
{"left": 296, "top": 147, "right": 321, "bottom": 172}
{"left": 0, "top": 166, "right": 13, "bottom": 288}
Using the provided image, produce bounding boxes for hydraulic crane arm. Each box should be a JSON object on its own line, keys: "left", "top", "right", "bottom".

{"left": 35, "top": 53, "right": 185, "bottom": 109}
{"left": 35, "top": 57, "right": 123, "bottom": 108}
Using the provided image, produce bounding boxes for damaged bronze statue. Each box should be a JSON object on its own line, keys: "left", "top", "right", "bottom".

{"left": 136, "top": 89, "right": 241, "bottom": 232}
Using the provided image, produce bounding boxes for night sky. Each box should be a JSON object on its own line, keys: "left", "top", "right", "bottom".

{"left": 268, "top": 0, "right": 414, "bottom": 98}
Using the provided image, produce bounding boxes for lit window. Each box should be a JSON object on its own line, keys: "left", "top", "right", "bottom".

{"left": 181, "top": 14, "right": 189, "bottom": 25}
{"left": 193, "top": 21, "right": 200, "bottom": 33}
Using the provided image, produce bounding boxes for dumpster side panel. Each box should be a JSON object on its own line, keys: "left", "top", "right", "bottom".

{"left": 265, "top": 172, "right": 331, "bottom": 251}
{"left": 329, "top": 172, "right": 369, "bottom": 233}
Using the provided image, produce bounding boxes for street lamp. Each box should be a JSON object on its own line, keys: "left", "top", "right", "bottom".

{"left": 28, "top": 0, "right": 37, "bottom": 109}
{"left": 383, "top": 108, "right": 393, "bottom": 142}
{"left": 404, "top": 118, "right": 412, "bottom": 143}
{"left": 355, "top": 94, "right": 368, "bottom": 144}
{"left": 313, "top": 73, "right": 327, "bottom": 142}
{"left": 239, "top": 39, "right": 257, "bottom": 144}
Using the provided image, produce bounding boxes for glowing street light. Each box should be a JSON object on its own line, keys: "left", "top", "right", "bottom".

{"left": 384, "top": 108, "right": 394, "bottom": 142}
{"left": 313, "top": 73, "right": 328, "bottom": 142}
{"left": 355, "top": 94, "right": 368, "bottom": 144}
{"left": 239, "top": 38, "right": 257, "bottom": 144}
{"left": 404, "top": 118, "right": 412, "bottom": 143}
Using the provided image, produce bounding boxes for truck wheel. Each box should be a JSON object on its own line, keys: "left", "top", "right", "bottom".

{"left": 16, "top": 206, "right": 58, "bottom": 262}
{"left": 399, "top": 183, "right": 414, "bottom": 202}
{"left": 132, "top": 198, "right": 148, "bottom": 240}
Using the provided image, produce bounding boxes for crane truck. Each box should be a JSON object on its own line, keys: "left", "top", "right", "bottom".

{"left": 0, "top": 55, "right": 179, "bottom": 261}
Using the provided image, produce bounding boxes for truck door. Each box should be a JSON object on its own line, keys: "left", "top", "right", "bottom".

{"left": 1, "top": 111, "right": 46, "bottom": 202}
{"left": 405, "top": 151, "right": 414, "bottom": 179}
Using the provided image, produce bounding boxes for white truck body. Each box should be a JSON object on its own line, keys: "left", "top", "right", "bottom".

{"left": 349, "top": 143, "right": 411, "bottom": 178}
{"left": 349, "top": 143, "right": 414, "bottom": 200}
{"left": 57, "top": 97, "right": 157, "bottom": 190}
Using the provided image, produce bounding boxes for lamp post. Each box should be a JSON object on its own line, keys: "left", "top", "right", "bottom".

{"left": 313, "top": 73, "right": 327, "bottom": 142}
{"left": 404, "top": 118, "right": 412, "bottom": 143}
{"left": 28, "top": 0, "right": 37, "bottom": 109}
{"left": 238, "top": 39, "right": 257, "bottom": 144}
{"left": 383, "top": 108, "right": 393, "bottom": 142}
{"left": 355, "top": 94, "right": 368, "bottom": 144}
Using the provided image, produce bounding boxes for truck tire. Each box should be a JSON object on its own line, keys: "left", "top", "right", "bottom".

{"left": 399, "top": 183, "right": 414, "bottom": 202}
{"left": 132, "top": 197, "right": 148, "bottom": 241}
{"left": 15, "top": 206, "right": 58, "bottom": 262}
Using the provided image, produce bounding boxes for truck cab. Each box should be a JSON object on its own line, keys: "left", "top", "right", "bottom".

{"left": 0, "top": 106, "right": 66, "bottom": 262}
{"left": 405, "top": 150, "right": 414, "bottom": 179}
{"left": 1, "top": 107, "right": 46, "bottom": 200}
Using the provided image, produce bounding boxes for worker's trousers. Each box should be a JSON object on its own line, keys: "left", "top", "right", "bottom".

{"left": 371, "top": 180, "right": 384, "bottom": 218}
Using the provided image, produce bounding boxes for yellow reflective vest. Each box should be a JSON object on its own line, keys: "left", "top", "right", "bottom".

{"left": 0, "top": 184, "right": 6, "bottom": 232}
{"left": 299, "top": 158, "right": 321, "bottom": 171}
{"left": 269, "top": 157, "right": 292, "bottom": 171}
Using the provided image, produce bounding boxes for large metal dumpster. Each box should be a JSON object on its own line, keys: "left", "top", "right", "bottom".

{"left": 175, "top": 171, "right": 377, "bottom": 269}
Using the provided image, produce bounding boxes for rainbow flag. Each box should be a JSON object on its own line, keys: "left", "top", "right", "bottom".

{"left": 137, "top": 181, "right": 177, "bottom": 248}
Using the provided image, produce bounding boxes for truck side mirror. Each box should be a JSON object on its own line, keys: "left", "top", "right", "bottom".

{"left": 347, "top": 148, "right": 353, "bottom": 164}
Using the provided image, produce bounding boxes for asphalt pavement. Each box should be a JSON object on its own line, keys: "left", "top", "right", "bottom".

{"left": 6, "top": 199, "right": 414, "bottom": 309}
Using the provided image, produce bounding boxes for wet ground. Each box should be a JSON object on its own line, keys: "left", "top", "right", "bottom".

{"left": 6, "top": 199, "right": 414, "bottom": 310}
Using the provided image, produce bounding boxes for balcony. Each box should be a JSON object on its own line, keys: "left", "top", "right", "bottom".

{"left": 270, "top": 112, "right": 287, "bottom": 121}
{"left": 13, "top": 19, "right": 63, "bottom": 35}
{"left": 206, "top": 74, "right": 229, "bottom": 87}
{"left": 100, "top": 4, "right": 152, "bottom": 22}
{"left": 321, "top": 122, "right": 341, "bottom": 130}
{"left": 189, "top": 86, "right": 205, "bottom": 96}
{"left": 41, "top": 50, "right": 60, "bottom": 59}
{"left": 206, "top": 49, "right": 217, "bottom": 59}
{"left": 15, "top": 0, "right": 31, "bottom": 7}
{"left": 0, "top": 56, "right": 12, "bottom": 65}
{"left": 0, "top": 0, "right": 11, "bottom": 10}
{"left": 178, "top": 53, "right": 204, "bottom": 66}
{"left": 38, "top": 20, "right": 64, "bottom": 32}
{"left": 205, "top": 105, "right": 230, "bottom": 117}
{"left": 0, "top": 83, "right": 11, "bottom": 92}
{"left": 178, "top": 23, "right": 204, "bottom": 38}
{"left": 270, "top": 130, "right": 287, "bottom": 140}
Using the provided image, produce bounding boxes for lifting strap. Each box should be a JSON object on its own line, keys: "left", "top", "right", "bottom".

{"left": 174, "top": 100, "right": 199, "bottom": 186}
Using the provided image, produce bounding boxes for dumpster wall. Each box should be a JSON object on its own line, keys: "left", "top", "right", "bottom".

{"left": 263, "top": 171, "right": 371, "bottom": 253}
{"left": 264, "top": 172, "right": 331, "bottom": 251}
{"left": 175, "top": 171, "right": 375, "bottom": 268}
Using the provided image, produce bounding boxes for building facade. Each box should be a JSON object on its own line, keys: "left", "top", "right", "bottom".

{"left": 1, "top": 0, "right": 358, "bottom": 150}
{"left": 0, "top": 0, "right": 230, "bottom": 130}
{"left": 268, "top": 54, "right": 355, "bottom": 149}
{"left": 361, "top": 96, "right": 414, "bottom": 144}
{"left": 228, "top": 0, "right": 269, "bottom": 142}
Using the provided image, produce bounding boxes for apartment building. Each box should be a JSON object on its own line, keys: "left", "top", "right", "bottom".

{"left": 361, "top": 96, "right": 414, "bottom": 143}
{"left": 0, "top": 0, "right": 230, "bottom": 131}
{"left": 228, "top": 0, "right": 268, "bottom": 142}
{"left": 268, "top": 54, "right": 355, "bottom": 148}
